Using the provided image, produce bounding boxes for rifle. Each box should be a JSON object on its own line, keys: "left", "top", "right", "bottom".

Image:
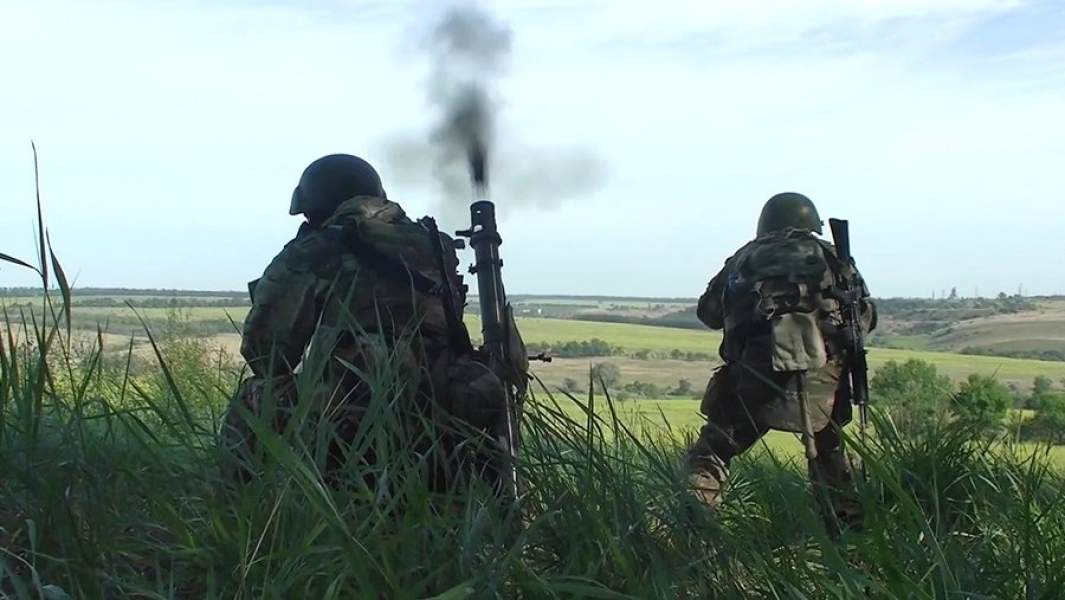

{"left": 828, "top": 218, "right": 871, "bottom": 470}
{"left": 456, "top": 200, "right": 525, "bottom": 500}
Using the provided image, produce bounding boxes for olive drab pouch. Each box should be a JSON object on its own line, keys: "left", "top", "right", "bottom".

{"left": 770, "top": 312, "right": 828, "bottom": 372}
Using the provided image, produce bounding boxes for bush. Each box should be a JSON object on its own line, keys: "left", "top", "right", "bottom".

{"left": 590, "top": 361, "right": 621, "bottom": 389}
{"left": 525, "top": 338, "right": 619, "bottom": 359}
{"left": 1034, "top": 393, "right": 1065, "bottom": 443}
{"left": 1029, "top": 375, "right": 1057, "bottom": 410}
{"left": 561, "top": 377, "right": 583, "bottom": 394}
{"left": 621, "top": 380, "right": 661, "bottom": 398}
{"left": 670, "top": 378, "right": 694, "bottom": 397}
{"left": 871, "top": 359, "right": 953, "bottom": 431}
{"left": 952, "top": 374, "right": 1011, "bottom": 431}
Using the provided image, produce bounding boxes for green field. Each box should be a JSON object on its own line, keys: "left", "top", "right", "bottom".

{"left": 487, "top": 316, "right": 1065, "bottom": 389}
{"left": 549, "top": 396, "right": 1065, "bottom": 467}
{"left": 10, "top": 302, "right": 1063, "bottom": 391}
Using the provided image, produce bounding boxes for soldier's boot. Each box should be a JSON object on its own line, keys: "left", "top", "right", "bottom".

{"left": 683, "top": 422, "right": 733, "bottom": 508}
{"left": 809, "top": 428, "right": 863, "bottom": 534}
{"left": 683, "top": 410, "right": 766, "bottom": 508}
{"left": 687, "top": 458, "right": 727, "bottom": 508}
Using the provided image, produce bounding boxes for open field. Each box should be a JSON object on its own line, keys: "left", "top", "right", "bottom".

{"left": 10, "top": 300, "right": 1063, "bottom": 392}
{"left": 188, "top": 315, "right": 1065, "bottom": 391}
{"left": 478, "top": 316, "right": 1065, "bottom": 389}
{"left": 550, "top": 396, "right": 1065, "bottom": 467}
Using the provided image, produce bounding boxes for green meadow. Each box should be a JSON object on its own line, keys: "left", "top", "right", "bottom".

{"left": 483, "top": 316, "right": 1065, "bottom": 388}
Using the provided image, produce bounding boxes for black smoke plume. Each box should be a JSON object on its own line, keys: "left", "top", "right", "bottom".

{"left": 386, "top": 4, "right": 605, "bottom": 222}
{"left": 427, "top": 6, "right": 508, "bottom": 195}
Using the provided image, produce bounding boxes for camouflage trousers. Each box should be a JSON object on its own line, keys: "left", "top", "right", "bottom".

{"left": 684, "top": 363, "right": 862, "bottom": 530}
{"left": 219, "top": 341, "right": 508, "bottom": 495}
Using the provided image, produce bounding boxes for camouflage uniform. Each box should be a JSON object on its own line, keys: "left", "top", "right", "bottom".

{"left": 685, "top": 226, "right": 876, "bottom": 525}
{"left": 222, "top": 195, "right": 505, "bottom": 490}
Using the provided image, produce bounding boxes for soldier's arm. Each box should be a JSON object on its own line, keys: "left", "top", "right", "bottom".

{"left": 696, "top": 266, "right": 729, "bottom": 330}
{"left": 240, "top": 245, "right": 324, "bottom": 377}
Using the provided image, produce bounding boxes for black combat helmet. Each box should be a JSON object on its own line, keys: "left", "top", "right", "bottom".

{"left": 756, "top": 192, "right": 823, "bottom": 236}
{"left": 290, "top": 154, "right": 386, "bottom": 218}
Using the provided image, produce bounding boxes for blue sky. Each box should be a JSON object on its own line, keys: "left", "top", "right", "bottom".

{"left": 1, "top": 0, "right": 1063, "bottom": 298}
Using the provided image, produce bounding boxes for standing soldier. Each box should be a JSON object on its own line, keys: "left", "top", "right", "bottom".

{"left": 222, "top": 154, "right": 511, "bottom": 496}
{"left": 684, "top": 192, "right": 877, "bottom": 528}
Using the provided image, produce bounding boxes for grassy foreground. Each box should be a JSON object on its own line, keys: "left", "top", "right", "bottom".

{"left": 3, "top": 296, "right": 1065, "bottom": 599}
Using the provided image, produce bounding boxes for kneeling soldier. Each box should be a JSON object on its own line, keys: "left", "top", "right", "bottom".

{"left": 222, "top": 154, "right": 512, "bottom": 497}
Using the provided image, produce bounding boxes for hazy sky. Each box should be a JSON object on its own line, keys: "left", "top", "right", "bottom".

{"left": 2, "top": 0, "right": 1063, "bottom": 298}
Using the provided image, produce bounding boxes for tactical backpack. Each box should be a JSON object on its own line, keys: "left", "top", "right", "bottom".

{"left": 727, "top": 228, "right": 835, "bottom": 372}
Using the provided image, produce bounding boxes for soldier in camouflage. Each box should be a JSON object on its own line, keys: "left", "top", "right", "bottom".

{"left": 222, "top": 154, "right": 507, "bottom": 493}
{"left": 684, "top": 192, "right": 877, "bottom": 527}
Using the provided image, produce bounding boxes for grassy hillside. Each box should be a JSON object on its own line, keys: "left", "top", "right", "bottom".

{"left": 872, "top": 298, "right": 1065, "bottom": 358}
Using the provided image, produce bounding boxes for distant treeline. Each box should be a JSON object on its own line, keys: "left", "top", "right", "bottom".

{"left": 504, "top": 294, "right": 697, "bottom": 304}
{"left": 0, "top": 287, "right": 248, "bottom": 299}
{"left": 874, "top": 295, "right": 1039, "bottom": 319}
{"left": 572, "top": 295, "right": 1050, "bottom": 332}
{"left": 73, "top": 297, "right": 248, "bottom": 308}
{"left": 572, "top": 307, "right": 703, "bottom": 330}
{"left": 1, "top": 297, "right": 247, "bottom": 309}
{"left": 962, "top": 347, "right": 1065, "bottom": 363}
{"left": 525, "top": 338, "right": 713, "bottom": 362}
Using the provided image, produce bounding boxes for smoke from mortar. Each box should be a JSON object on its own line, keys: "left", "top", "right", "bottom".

{"left": 386, "top": 4, "right": 605, "bottom": 223}
{"left": 428, "top": 5, "right": 507, "bottom": 192}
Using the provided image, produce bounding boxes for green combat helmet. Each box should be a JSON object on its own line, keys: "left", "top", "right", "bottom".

{"left": 756, "top": 192, "right": 823, "bottom": 236}
{"left": 290, "top": 154, "right": 386, "bottom": 220}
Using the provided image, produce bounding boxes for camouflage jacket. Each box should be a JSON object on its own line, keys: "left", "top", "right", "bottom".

{"left": 697, "top": 228, "right": 877, "bottom": 370}
{"left": 240, "top": 196, "right": 467, "bottom": 377}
